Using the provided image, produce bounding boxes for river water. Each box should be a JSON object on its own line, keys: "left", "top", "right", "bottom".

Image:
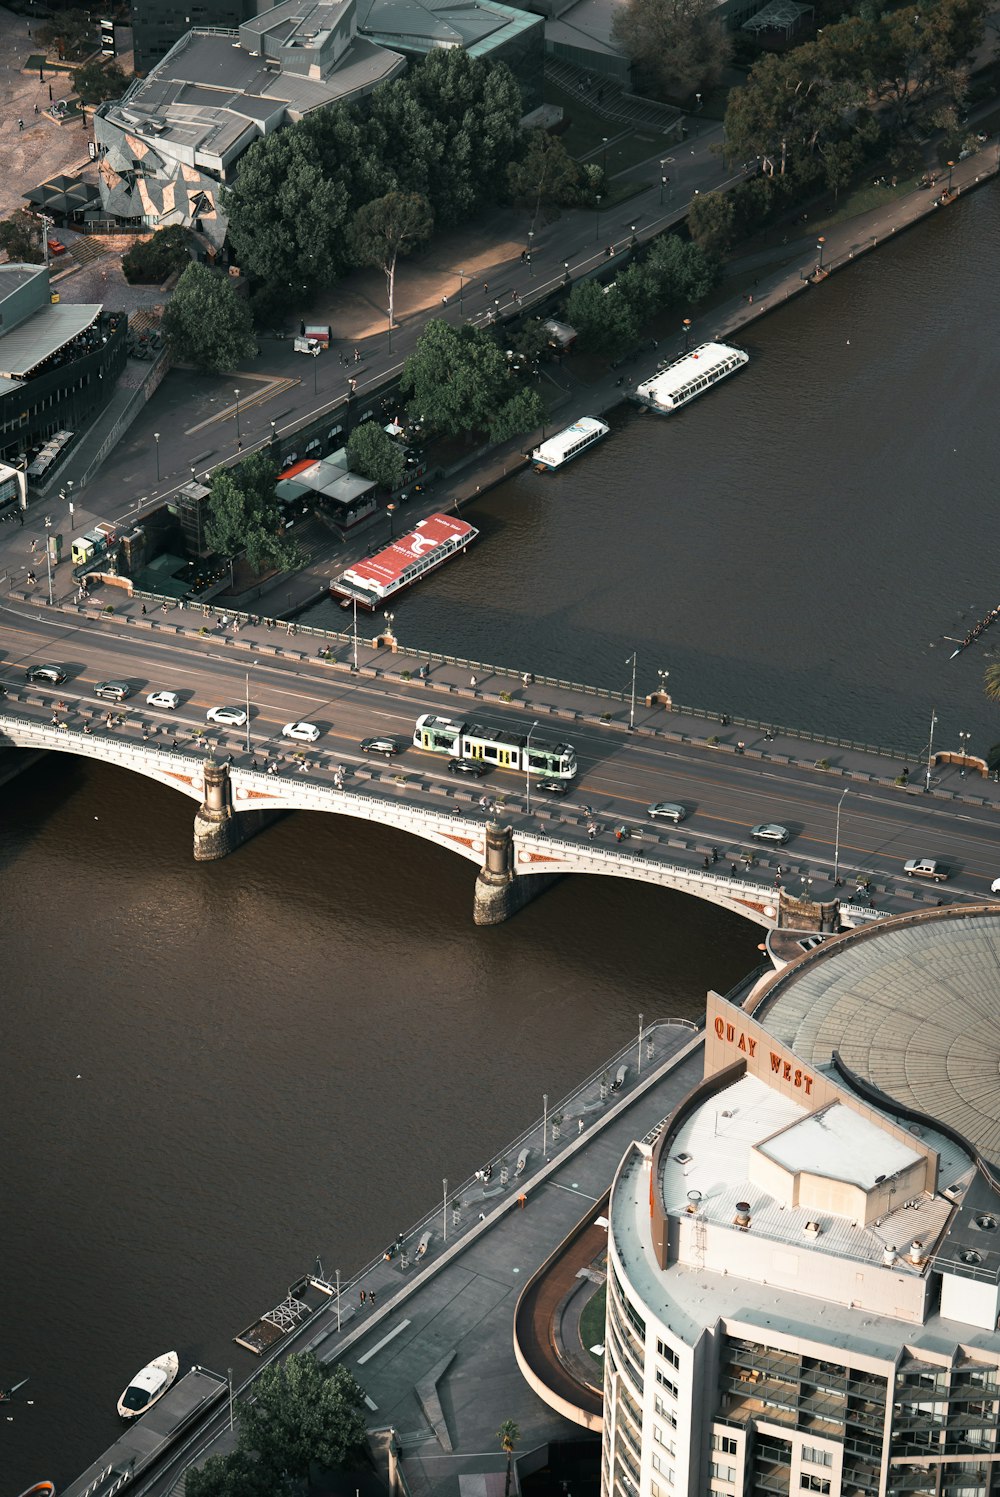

{"left": 5, "top": 185, "right": 999, "bottom": 1490}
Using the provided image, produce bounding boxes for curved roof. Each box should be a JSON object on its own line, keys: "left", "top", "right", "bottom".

{"left": 752, "top": 908, "right": 1000, "bottom": 1169}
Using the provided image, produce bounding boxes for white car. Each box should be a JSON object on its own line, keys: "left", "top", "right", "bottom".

{"left": 206, "top": 705, "right": 248, "bottom": 727}
{"left": 146, "top": 690, "right": 180, "bottom": 710}
{"left": 282, "top": 720, "right": 321, "bottom": 743}
{"left": 991, "top": 876, "right": 1000, "bottom": 895}
{"left": 751, "top": 822, "right": 790, "bottom": 844}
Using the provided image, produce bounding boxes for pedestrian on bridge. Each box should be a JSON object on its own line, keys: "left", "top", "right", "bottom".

{"left": 470, "top": 673, "right": 477, "bottom": 689}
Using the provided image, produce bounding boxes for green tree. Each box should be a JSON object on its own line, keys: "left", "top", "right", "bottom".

{"left": 985, "top": 664, "right": 1000, "bottom": 703}
{"left": 401, "top": 320, "right": 544, "bottom": 441}
{"left": 237, "top": 1356, "right": 367, "bottom": 1482}
{"left": 346, "top": 421, "right": 406, "bottom": 490}
{"left": 611, "top": 0, "right": 732, "bottom": 101}
{"left": 38, "top": 9, "right": 95, "bottom": 59}
{"left": 122, "top": 224, "right": 192, "bottom": 284}
{"left": 685, "top": 190, "right": 737, "bottom": 254}
{"left": 0, "top": 210, "right": 44, "bottom": 264}
{"left": 186, "top": 1451, "right": 275, "bottom": 1497}
{"left": 162, "top": 263, "right": 257, "bottom": 373}
{"left": 368, "top": 85, "right": 441, "bottom": 203}
{"left": 497, "top": 1419, "right": 520, "bottom": 1497}
{"left": 723, "top": 45, "right": 859, "bottom": 189}
{"left": 221, "top": 127, "right": 350, "bottom": 294}
{"left": 565, "top": 279, "right": 640, "bottom": 358}
{"left": 71, "top": 60, "right": 129, "bottom": 104}
{"left": 349, "top": 192, "right": 433, "bottom": 330}
{"left": 507, "top": 131, "right": 584, "bottom": 210}
{"left": 645, "top": 231, "right": 719, "bottom": 303}
{"left": 405, "top": 52, "right": 523, "bottom": 225}
{"left": 204, "top": 451, "right": 297, "bottom": 576}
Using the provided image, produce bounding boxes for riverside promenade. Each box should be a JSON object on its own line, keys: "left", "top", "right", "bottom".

{"left": 143, "top": 1017, "right": 710, "bottom": 1497}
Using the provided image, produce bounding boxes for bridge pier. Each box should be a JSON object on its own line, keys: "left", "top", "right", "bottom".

{"left": 473, "top": 822, "right": 560, "bottom": 926}
{"left": 778, "top": 887, "right": 841, "bottom": 933}
{"left": 193, "top": 759, "right": 284, "bottom": 861}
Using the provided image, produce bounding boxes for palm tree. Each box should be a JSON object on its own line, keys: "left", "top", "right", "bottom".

{"left": 497, "top": 1418, "right": 520, "bottom": 1497}
{"left": 985, "top": 663, "right": 1000, "bottom": 702}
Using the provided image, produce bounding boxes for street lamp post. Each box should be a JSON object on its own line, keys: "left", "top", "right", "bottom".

{"left": 312, "top": 352, "right": 318, "bottom": 397}
{"left": 44, "top": 519, "right": 53, "bottom": 605}
{"left": 595, "top": 194, "right": 602, "bottom": 244}
{"left": 682, "top": 318, "right": 692, "bottom": 353}
{"left": 833, "top": 786, "right": 848, "bottom": 886}
{"left": 386, "top": 502, "right": 396, "bottom": 540}
{"left": 660, "top": 174, "right": 668, "bottom": 206}
{"left": 154, "top": 431, "right": 160, "bottom": 481}
{"left": 543, "top": 1092, "right": 549, "bottom": 1161}
{"left": 351, "top": 596, "right": 359, "bottom": 672}
{"left": 626, "top": 651, "right": 637, "bottom": 730}
{"left": 601, "top": 135, "right": 609, "bottom": 179}
{"left": 458, "top": 268, "right": 465, "bottom": 315}
{"left": 525, "top": 718, "right": 538, "bottom": 816}
{"left": 925, "top": 707, "right": 938, "bottom": 791}
{"left": 637, "top": 1011, "right": 645, "bottom": 1076}
{"left": 816, "top": 235, "right": 826, "bottom": 272}
{"left": 629, "top": 222, "right": 637, "bottom": 249}
{"left": 657, "top": 668, "right": 670, "bottom": 702}
{"left": 244, "top": 660, "right": 258, "bottom": 755}
{"left": 233, "top": 388, "right": 241, "bottom": 443}
{"left": 959, "top": 729, "right": 971, "bottom": 775}
{"left": 947, "top": 159, "right": 955, "bottom": 193}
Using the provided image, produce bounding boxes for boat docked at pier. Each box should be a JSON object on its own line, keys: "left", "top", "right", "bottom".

{"left": 17, "top": 1485, "right": 55, "bottom": 1497}
{"left": 116, "top": 1350, "right": 179, "bottom": 1419}
{"left": 531, "top": 416, "right": 609, "bottom": 471}
{"left": 633, "top": 342, "right": 748, "bottom": 414}
{"left": 331, "top": 513, "right": 477, "bottom": 610}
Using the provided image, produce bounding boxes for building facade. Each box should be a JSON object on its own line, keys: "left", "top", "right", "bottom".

{"left": 604, "top": 909, "right": 1000, "bottom": 1497}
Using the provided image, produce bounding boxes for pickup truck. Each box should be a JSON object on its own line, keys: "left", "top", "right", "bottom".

{"left": 903, "top": 858, "right": 949, "bottom": 882}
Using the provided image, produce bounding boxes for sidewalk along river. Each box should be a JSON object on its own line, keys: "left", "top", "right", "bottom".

{"left": 5, "top": 186, "right": 1000, "bottom": 1489}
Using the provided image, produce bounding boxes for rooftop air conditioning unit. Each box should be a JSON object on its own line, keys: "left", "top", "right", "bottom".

{"left": 804, "top": 1221, "right": 821, "bottom": 1237}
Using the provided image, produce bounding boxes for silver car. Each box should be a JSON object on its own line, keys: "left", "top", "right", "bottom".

{"left": 647, "top": 801, "right": 686, "bottom": 823}
{"left": 751, "top": 822, "right": 790, "bottom": 844}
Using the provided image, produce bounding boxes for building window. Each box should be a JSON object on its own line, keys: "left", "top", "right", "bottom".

{"left": 713, "top": 1435, "right": 738, "bottom": 1454}
{"left": 801, "top": 1446, "right": 833, "bottom": 1467}
{"left": 654, "top": 1395, "right": 677, "bottom": 1425}
{"left": 657, "top": 1338, "right": 680, "bottom": 1367}
{"left": 800, "top": 1478, "right": 831, "bottom": 1494}
{"left": 651, "top": 1453, "right": 675, "bottom": 1482}
{"left": 653, "top": 1424, "right": 675, "bottom": 1455}
{"left": 656, "top": 1369, "right": 678, "bottom": 1398}
{"left": 711, "top": 1463, "right": 736, "bottom": 1482}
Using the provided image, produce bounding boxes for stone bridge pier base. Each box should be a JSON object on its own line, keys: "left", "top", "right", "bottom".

{"left": 473, "top": 821, "right": 560, "bottom": 926}
{"left": 778, "top": 888, "right": 841, "bottom": 932}
{"left": 193, "top": 759, "right": 284, "bottom": 861}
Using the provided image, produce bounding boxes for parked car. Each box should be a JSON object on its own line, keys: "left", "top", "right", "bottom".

{"left": 903, "top": 858, "right": 949, "bottom": 882}
{"left": 751, "top": 823, "right": 790, "bottom": 844}
{"left": 282, "top": 721, "right": 321, "bottom": 743}
{"left": 47, "top": 237, "right": 66, "bottom": 256}
{"left": 93, "top": 680, "right": 131, "bottom": 702}
{"left": 647, "top": 801, "right": 687, "bottom": 823}
{"left": 146, "top": 690, "right": 180, "bottom": 710}
{"left": 448, "top": 758, "right": 488, "bottom": 777}
{"left": 206, "top": 705, "right": 248, "bottom": 727}
{"left": 25, "top": 664, "right": 66, "bottom": 685}
{"left": 361, "top": 736, "right": 401, "bottom": 756}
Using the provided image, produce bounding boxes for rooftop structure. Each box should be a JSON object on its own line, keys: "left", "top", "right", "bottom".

{"left": 600, "top": 907, "right": 1000, "bottom": 1497}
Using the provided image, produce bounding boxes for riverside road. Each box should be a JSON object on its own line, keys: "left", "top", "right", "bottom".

{"left": 3, "top": 595, "right": 998, "bottom": 913}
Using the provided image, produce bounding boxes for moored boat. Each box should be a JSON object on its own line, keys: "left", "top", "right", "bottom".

{"left": 633, "top": 342, "right": 748, "bottom": 414}
{"left": 330, "top": 513, "right": 477, "bottom": 610}
{"left": 117, "top": 1351, "right": 179, "bottom": 1420}
{"left": 531, "top": 416, "right": 609, "bottom": 471}
{"left": 17, "top": 1484, "right": 56, "bottom": 1497}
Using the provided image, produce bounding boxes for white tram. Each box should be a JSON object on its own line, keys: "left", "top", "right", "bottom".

{"left": 413, "top": 714, "right": 577, "bottom": 780}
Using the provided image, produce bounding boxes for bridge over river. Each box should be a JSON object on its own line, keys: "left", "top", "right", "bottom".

{"left": 1, "top": 598, "right": 996, "bottom": 927}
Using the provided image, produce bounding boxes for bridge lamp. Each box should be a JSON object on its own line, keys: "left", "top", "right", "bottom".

{"left": 833, "top": 786, "right": 849, "bottom": 886}
{"left": 525, "top": 718, "right": 538, "bottom": 817}
{"left": 245, "top": 659, "right": 258, "bottom": 756}
{"left": 233, "top": 388, "right": 241, "bottom": 442}
{"left": 154, "top": 431, "right": 161, "bottom": 482}
{"left": 959, "top": 729, "right": 971, "bottom": 776}
{"left": 657, "top": 668, "right": 670, "bottom": 701}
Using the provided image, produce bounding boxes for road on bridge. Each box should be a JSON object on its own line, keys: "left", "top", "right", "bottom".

{"left": 2, "top": 597, "right": 997, "bottom": 914}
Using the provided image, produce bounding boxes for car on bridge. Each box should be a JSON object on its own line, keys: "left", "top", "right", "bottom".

{"left": 94, "top": 680, "right": 132, "bottom": 702}
{"left": 537, "top": 779, "right": 569, "bottom": 795}
{"left": 147, "top": 690, "right": 180, "bottom": 711}
{"left": 283, "top": 721, "right": 321, "bottom": 743}
{"left": 361, "top": 736, "right": 401, "bottom": 756}
{"left": 448, "top": 758, "right": 489, "bottom": 777}
{"left": 206, "top": 705, "right": 248, "bottom": 727}
{"left": 751, "top": 822, "right": 790, "bottom": 844}
{"left": 25, "top": 664, "right": 66, "bottom": 685}
{"left": 647, "top": 801, "right": 687, "bottom": 823}
{"left": 903, "top": 858, "right": 949, "bottom": 882}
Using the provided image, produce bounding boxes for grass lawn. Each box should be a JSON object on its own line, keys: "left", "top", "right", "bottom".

{"left": 578, "top": 1283, "right": 607, "bottom": 1370}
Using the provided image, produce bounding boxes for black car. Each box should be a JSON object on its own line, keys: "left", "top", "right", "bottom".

{"left": 537, "top": 779, "right": 569, "bottom": 795}
{"left": 361, "top": 736, "right": 401, "bottom": 756}
{"left": 448, "top": 758, "right": 488, "bottom": 777}
{"left": 25, "top": 664, "right": 66, "bottom": 685}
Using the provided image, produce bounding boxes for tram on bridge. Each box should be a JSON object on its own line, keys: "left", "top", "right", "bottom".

{"left": 413, "top": 714, "right": 577, "bottom": 780}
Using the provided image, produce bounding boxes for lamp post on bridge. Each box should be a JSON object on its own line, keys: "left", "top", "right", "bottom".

{"left": 458, "top": 268, "right": 466, "bottom": 316}
{"left": 154, "top": 431, "right": 160, "bottom": 482}
{"left": 233, "top": 388, "right": 241, "bottom": 444}
{"left": 833, "top": 786, "right": 848, "bottom": 886}
{"left": 959, "top": 729, "right": 971, "bottom": 776}
{"left": 525, "top": 718, "right": 538, "bottom": 817}
{"left": 925, "top": 707, "right": 938, "bottom": 791}
{"left": 595, "top": 194, "right": 602, "bottom": 244}
{"left": 245, "top": 659, "right": 258, "bottom": 756}
{"left": 626, "top": 651, "right": 637, "bottom": 731}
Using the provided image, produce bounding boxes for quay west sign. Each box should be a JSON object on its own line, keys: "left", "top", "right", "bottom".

{"left": 705, "top": 994, "right": 821, "bottom": 1101}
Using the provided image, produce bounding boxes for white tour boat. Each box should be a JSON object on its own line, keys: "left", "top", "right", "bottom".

{"left": 117, "top": 1351, "right": 180, "bottom": 1420}
{"left": 633, "top": 342, "right": 748, "bottom": 414}
{"left": 531, "top": 416, "right": 609, "bottom": 471}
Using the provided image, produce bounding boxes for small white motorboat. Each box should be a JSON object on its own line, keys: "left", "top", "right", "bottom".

{"left": 116, "top": 1351, "right": 179, "bottom": 1419}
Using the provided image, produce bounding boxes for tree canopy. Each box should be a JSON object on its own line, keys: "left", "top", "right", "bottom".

{"left": 611, "top": 0, "right": 732, "bottom": 101}
{"left": 38, "top": 9, "right": 95, "bottom": 59}
{"left": 507, "top": 130, "right": 586, "bottom": 210}
{"left": 565, "top": 236, "right": 718, "bottom": 357}
{"left": 162, "top": 264, "right": 257, "bottom": 373}
{"left": 204, "top": 450, "right": 298, "bottom": 576}
{"left": 122, "top": 225, "right": 192, "bottom": 284}
{"left": 350, "top": 192, "right": 433, "bottom": 329}
{"left": 346, "top": 421, "right": 407, "bottom": 490}
{"left": 401, "top": 320, "right": 545, "bottom": 442}
{"left": 0, "top": 211, "right": 44, "bottom": 264}
{"left": 71, "top": 60, "right": 129, "bottom": 104}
